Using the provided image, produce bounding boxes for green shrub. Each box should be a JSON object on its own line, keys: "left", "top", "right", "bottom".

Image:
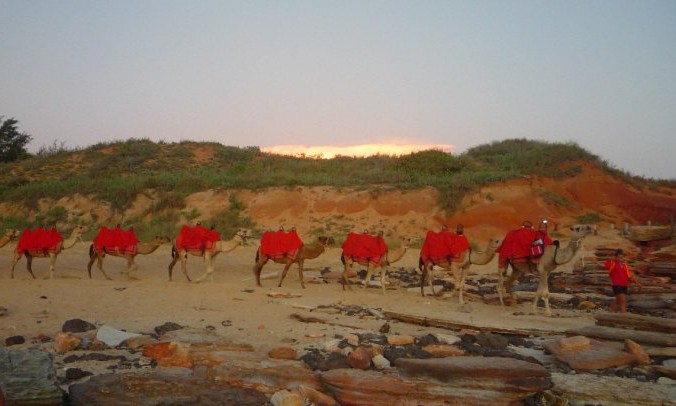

{"left": 575, "top": 212, "right": 603, "bottom": 224}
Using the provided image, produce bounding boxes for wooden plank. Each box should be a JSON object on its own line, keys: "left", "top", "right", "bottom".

{"left": 567, "top": 325, "right": 676, "bottom": 347}
{"left": 382, "top": 310, "right": 560, "bottom": 337}
{"left": 628, "top": 292, "right": 676, "bottom": 302}
{"left": 643, "top": 346, "right": 676, "bottom": 357}
{"left": 594, "top": 313, "right": 676, "bottom": 334}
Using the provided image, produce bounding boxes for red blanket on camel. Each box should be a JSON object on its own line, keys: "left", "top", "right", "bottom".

{"left": 497, "top": 227, "right": 553, "bottom": 266}
{"left": 16, "top": 228, "right": 64, "bottom": 255}
{"left": 342, "top": 232, "right": 388, "bottom": 266}
{"left": 175, "top": 225, "right": 220, "bottom": 253}
{"left": 93, "top": 227, "right": 139, "bottom": 255}
{"left": 420, "top": 230, "right": 470, "bottom": 263}
{"left": 260, "top": 230, "right": 303, "bottom": 261}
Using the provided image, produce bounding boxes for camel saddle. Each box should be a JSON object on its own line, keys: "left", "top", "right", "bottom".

{"left": 16, "top": 228, "right": 64, "bottom": 255}
{"left": 260, "top": 230, "right": 303, "bottom": 261}
{"left": 93, "top": 226, "right": 139, "bottom": 255}
{"left": 420, "top": 230, "right": 470, "bottom": 263}
{"left": 342, "top": 232, "right": 388, "bottom": 265}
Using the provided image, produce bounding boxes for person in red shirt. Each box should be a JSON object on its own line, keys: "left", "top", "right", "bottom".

{"left": 604, "top": 249, "right": 638, "bottom": 313}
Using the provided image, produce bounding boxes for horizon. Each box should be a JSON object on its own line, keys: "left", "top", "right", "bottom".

{"left": 3, "top": 1, "right": 675, "bottom": 180}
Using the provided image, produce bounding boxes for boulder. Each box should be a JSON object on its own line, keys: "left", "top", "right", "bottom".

{"left": 422, "top": 344, "right": 465, "bottom": 357}
{"left": 371, "top": 354, "right": 391, "bottom": 369}
{"left": 54, "top": 332, "right": 82, "bottom": 353}
{"left": 624, "top": 339, "right": 650, "bottom": 366}
{"left": 4, "top": 335, "right": 25, "bottom": 346}
{"left": 96, "top": 325, "right": 142, "bottom": 347}
{"left": 154, "top": 321, "right": 183, "bottom": 336}
{"left": 0, "top": 348, "right": 63, "bottom": 405}
{"left": 544, "top": 336, "right": 637, "bottom": 370}
{"left": 346, "top": 346, "right": 373, "bottom": 370}
{"left": 62, "top": 319, "right": 96, "bottom": 333}
{"left": 387, "top": 335, "right": 415, "bottom": 346}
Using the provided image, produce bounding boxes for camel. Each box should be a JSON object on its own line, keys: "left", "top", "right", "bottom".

{"left": 87, "top": 235, "right": 171, "bottom": 280}
{"left": 497, "top": 224, "right": 593, "bottom": 316}
{"left": 420, "top": 237, "right": 502, "bottom": 304}
{"left": 341, "top": 236, "right": 411, "bottom": 293}
{"left": 253, "top": 236, "right": 331, "bottom": 289}
{"left": 168, "top": 228, "right": 250, "bottom": 282}
{"left": 0, "top": 229, "right": 17, "bottom": 249}
{"left": 10, "top": 226, "right": 86, "bottom": 279}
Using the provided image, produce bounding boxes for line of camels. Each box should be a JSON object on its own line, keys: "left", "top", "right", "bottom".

{"left": 0, "top": 224, "right": 593, "bottom": 316}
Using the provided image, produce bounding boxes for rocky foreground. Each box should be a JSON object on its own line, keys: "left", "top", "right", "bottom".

{"left": 1, "top": 304, "right": 676, "bottom": 406}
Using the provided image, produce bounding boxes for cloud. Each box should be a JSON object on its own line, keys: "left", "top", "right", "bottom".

{"left": 261, "top": 144, "right": 455, "bottom": 158}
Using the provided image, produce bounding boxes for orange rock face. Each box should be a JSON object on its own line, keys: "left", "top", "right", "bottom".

{"left": 54, "top": 332, "right": 81, "bottom": 353}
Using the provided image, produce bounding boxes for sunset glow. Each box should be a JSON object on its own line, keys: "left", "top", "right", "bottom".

{"left": 261, "top": 144, "right": 455, "bottom": 159}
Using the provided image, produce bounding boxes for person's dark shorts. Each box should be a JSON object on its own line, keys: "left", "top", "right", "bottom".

{"left": 612, "top": 285, "right": 628, "bottom": 295}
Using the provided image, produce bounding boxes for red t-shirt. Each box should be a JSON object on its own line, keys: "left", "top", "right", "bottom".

{"left": 604, "top": 259, "right": 633, "bottom": 287}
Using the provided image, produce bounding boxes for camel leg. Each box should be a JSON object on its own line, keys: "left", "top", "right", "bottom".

{"left": 181, "top": 254, "right": 192, "bottom": 282}
{"left": 26, "top": 255, "right": 37, "bottom": 279}
{"left": 97, "top": 255, "right": 113, "bottom": 280}
{"left": 86, "top": 254, "right": 96, "bottom": 279}
{"left": 278, "top": 260, "right": 294, "bottom": 288}
{"left": 341, "top": 258, "right": 353, "bottom": 291}
{"left": 297, "top": 261, "right": 305, "bottom": 289}
{"left": 533, "top": 268, "right": 552, "bottom": 316}
{"left": 47, "top": 254, "right": 57, "bottom": 280}
{"left": 420, "top": 264, "right": 430, "bottom": 297}
{"left": 504, "top": 266, "right": 522, "bottom": 306}
{"left": 253, "top": 257, "right": 269, "bottom": 287}
{"left": 456, "top": 264, "right": 466, "bottom": 305}
{"left": 379, "top": 267, "right": 387, "bottom": 294}
{"left": 124, "top": 255, "right": 138, "bottom": 274}
{"left": 363, "top": 264, "right": 376, "bottom": 289}
{"left": 10, "top": 254, "right": 22, "bottom": 279}
{"left": 194, "top": 255, "right": 214, "bottom": 283}
{"left": 497, "top": 265, "right": 506, "bottom": 306}
{"left": 167, "top": 253, "right": 179, "bottom": 281}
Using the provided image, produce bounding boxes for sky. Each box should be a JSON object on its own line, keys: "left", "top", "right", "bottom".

{"left": 1, "top": 1, "right": 675, "bottom": 179}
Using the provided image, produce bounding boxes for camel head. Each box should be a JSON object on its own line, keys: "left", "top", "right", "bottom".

{"left": 152, "top": 235, "right": 172, "bottom": 245}
{"left": 318, "top": 236, "right": 335, "bottom": 246}
{"left": 235, "top": 228, "right": 251, "bottom": 243}
{"left": 4, "top": 229, "right": 18, "bottom": 239}
{"left": 488, "top": 237, "right": 502, "bottom": 251}
{"left": 569, "top": 224, "right": 593, "bottom": 239}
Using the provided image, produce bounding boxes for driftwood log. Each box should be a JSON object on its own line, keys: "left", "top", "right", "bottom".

{"left": 594, "top": 313, "right": 676, "bottom": 334}
{"left": 382, "top": 310, "right": 561, "bottom": 337}
{"left": 567, "top": 325, "right": 676, "bottom": 347}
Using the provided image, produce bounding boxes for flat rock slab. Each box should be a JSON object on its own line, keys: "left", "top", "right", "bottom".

{"left": 395, "top": 356, "right": 550, "bottom": 386}
{"left": 68, "top": 368, "right": 267, "bottom": 405}
{"left": 322, "top": 357, "right": 551, "bottom": 406}
{"left": 550, "top": 372, "right": 676, "bottom": 406}
{"left": 0, "top": 348, "right": 63, "bottom": 405}
{"left": 544, "top": 336, "right": 637, "bottom": 370}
